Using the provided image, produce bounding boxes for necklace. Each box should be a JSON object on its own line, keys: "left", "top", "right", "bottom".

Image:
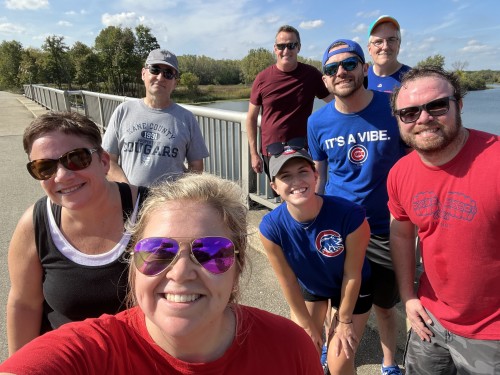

{"left": 298, "top": 214, "right": 319, "bottom": 230}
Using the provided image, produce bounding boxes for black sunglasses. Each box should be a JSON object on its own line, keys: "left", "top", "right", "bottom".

{"left": 266, "top": 137, "right": 307, "bottom": 156}
{"left": 27, "top": 147, "right": 98, "bottom": 180}
{"left": 275, "top": 42, "right": 299, "bottom": 51}
{"left": 323, "top": 57, "right": 361, "bottom": 76}
{"left": 395, "top": 96, "right": 457, "bottom": 124}
{"left": 147, "top": 65, "right": 177, "bottom": 80}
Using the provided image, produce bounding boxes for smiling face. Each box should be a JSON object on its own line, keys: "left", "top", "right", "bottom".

{"left": 134, "top": 200, "right": 237, "bottom": 350}
{"left": 395, "top": 75, "right": 463, "bottom": 155}
{"left": 274, "top": 31, "right": 300, "bottom": 71}
{"left": 271, "top": 158, "right": 317, "bottom": 204}
{"left": 368, "top": 22, "right": 401, "bottom": 68}
{"left": 28, "top": 131, "right": 109, "bottom": 209}
{"left": 322, "top": 47, "right": 367, "bottom": 98}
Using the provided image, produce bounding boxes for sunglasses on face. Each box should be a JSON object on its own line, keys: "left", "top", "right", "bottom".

{"left": 133, "top": 236, "right": 238, "bottom": 276}
{"left": 266, "top": 137, "right": 307, "bottom": 156}
{"left": 323, "top": 57, "right": 361, "bottom": 76}
{"left": 370, "top": 37, "right": 399, "bottom": 48}
{"left": 147, "top": 65, "right": 177, "bottom": 80}
{"left": 395, "top": 96, "right": 457, "bottom": 124}
{"left": 275, "top": 42, "right": 299, "bottom": 51}
{"left": 27, "top": 147, "right": 98, "bottom": 180}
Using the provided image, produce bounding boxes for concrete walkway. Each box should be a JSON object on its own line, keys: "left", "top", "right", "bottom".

{"left": 0, "top": 91, "right": 406, "bottom": 373}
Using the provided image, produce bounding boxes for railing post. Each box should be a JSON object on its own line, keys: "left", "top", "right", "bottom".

{"left": 63, "top": 90, "right": 71, "bottom": 111}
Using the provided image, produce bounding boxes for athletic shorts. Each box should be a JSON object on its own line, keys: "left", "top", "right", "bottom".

{"left": 404, "top": 309, "right": 500, "bottom": 374}
{"left": 367, "top": 235, "right": 400, "bottom": 309}
{"left": 300, "top": 278, "right": 373, "bottom": 315}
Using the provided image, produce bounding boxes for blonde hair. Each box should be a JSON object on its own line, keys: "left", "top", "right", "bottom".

{"left": 126, "top": 173, "right": 248, "bottom": 306}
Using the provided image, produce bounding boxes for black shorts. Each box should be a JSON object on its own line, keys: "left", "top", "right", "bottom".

{"left": 300, "top": 278, "right": 373, "bottom": 315}
{"left": 368, "top": 259, "right": 400, "bottom": 309}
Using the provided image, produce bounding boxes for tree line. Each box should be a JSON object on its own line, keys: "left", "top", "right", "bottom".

{"left": 1, "top": 24, "right": 499, "bottom": 99}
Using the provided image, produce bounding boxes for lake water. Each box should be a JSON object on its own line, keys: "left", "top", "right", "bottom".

{"left": 200, "top": 85, "right": 500, "bottom": 135}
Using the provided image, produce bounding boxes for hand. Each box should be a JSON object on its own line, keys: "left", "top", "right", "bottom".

{"left": 329, "top": 320, "right": 358, "bottom": 359}
{"left": 302, "top": 322, "right": 324, "bottom": 356}
{"left": 405, "top": 298, "right": 434, "bottom": 342}
{"left": 250, "top": 153, "right": 263, "bottom": 174}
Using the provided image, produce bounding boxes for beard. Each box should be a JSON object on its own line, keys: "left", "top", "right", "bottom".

{"left": 401, "top": 114, "right": 463, "bottom": 154}
{"left": 328, "top": 72, "right": 365, "bottom": 98}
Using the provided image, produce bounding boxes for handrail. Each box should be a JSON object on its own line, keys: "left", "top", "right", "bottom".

{"left": 22, "top": 84, "right": 278, "bottom": 209}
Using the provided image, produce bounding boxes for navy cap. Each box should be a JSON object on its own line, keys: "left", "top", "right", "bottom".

{"left": 322, "top": 39, "right": 365, "bottom": 66}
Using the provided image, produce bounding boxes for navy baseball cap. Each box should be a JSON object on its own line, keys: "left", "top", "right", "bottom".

{"left": 322, "top": 39, "right": 365, "bottom": 67}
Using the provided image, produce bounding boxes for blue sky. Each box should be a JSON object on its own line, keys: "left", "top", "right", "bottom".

{"left": 1, "top": 0, "right": 500, "bottom": 71}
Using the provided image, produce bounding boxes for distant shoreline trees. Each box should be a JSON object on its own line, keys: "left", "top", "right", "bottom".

{"left": 1, "top": 25, "right": 499, "bottom": 99}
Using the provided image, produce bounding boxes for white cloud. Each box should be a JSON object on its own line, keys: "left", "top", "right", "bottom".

{"left": 460, "top": 40, "right": 488, "bottom": 53}
{"left": 352, "top": 23, "right": 366, "bottom": 34}
{"left": 5, "top": 0, "right": 49, "bottom": 10}
{"left": 101, "top": 12, "right": 138, "bottom": 27}
{"left": 356, "top": 10, "right": 380, "bottom": 19}
{"left": 58, "top": 21, "right": 72, "bottom": 27}
{"left": 0, "top": 22, "right": 26, "bottom": 34}
{"left": 299, "top": 20, "right": 324, "bottom": 29}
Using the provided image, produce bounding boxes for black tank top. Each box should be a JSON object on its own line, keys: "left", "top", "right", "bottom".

{"left": 33, "top": 182, "right": 148, "bottom": 332}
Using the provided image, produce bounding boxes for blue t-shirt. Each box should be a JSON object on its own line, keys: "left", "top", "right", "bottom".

{"left": 259, "top": 195, "right": 371, "bottom": 297}
{"left": 367, "top": 64, "right": 411, "bottom": 93}
{"left": 307, "top": 90, "right": 406, "bottom": 234}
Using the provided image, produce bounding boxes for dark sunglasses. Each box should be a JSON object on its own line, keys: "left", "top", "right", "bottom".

{"left": 275, "top": 42, "right": 299, "bottom": 51}
{"left": 323, "top": 57, "right": 361, "bottom": 76}
{"left": 395, "top": 96, "right": 457, "bottom": 124}
{"left": 27, "top": 147, "right": 98, "bottom": 180}
{"left": 133, "top": 236, "right": 238, "bottom": 276}
{"left": 147, "top": 65, "right": 177, "bottom": 80}
{"left": 266, "top": 137, "right": 307, "bottom": 156}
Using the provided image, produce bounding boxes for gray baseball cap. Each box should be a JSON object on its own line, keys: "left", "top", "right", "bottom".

{"left": 145, "top": 49, "right": 179, "bottom": 72}
{"left": 269, "top": 148, "right": 314, "bottom": 180}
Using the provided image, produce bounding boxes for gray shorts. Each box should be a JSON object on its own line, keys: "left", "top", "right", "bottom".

{"left": 404, "top": 309, "right": 500, "bottom": 374}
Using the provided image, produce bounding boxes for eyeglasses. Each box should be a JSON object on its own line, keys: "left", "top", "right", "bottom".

{"left": 395, "top": 96, "right": 457, "bottom": 124}
{"left": 275, "top": 42, "right": 299, "bottom": 51}
{"left": 27, "top": 148, "right": 98, "bottom": 180}
{"left": 323, "top": 57, "right": 361, "bottom": 76}
{"left": 266, "top": 137, "right": 307, "bottom": 156}
{"left": 369, "top": 37, "right": 399, "bottom": 48}
{"left": 133, "top": 236, "right": 238, "bottom": 276}
{"left": 147, "top": 65, "right": 177, "bottom": 80}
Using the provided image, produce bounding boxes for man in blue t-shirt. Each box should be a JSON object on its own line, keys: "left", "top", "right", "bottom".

{"left": 367, "top": 15, "right": 411, "bottom": 93}
{"left": 307, "top": 39, "right": 407, "bottom": 375}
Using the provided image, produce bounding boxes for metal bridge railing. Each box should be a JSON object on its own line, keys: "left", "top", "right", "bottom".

{"left": 23, "top": 84, "right": 278, "bottom": 209}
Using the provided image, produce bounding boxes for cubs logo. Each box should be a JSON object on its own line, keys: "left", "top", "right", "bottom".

{"left": 316, "top": 230, "right": 345, "bottom": 257}
{"left": 348, "top": 144, "right": 368, "bottom": 165}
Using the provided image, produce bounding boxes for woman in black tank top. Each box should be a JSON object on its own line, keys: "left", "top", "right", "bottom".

{"left": 7, "top": 112, "right": 148, "bottom": 355}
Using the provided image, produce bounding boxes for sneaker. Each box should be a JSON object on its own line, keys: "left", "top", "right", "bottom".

{"left": 381, "top": 362, "right": 403, "bottom": 375}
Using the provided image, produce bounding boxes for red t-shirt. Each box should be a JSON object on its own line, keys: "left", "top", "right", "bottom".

{"left": 387, "top": 129, "right": 500, "bottom": 339}
{"left": 0, "top": 305, "right": 323, "bottom": 374}
{"left": 250, "top": 62, "right": 329, "bottom": 153}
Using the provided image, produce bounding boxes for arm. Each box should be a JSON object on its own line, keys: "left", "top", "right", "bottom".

{"left": 331, "top": 219, "right": 370, "bottom": 359}
{"left": 259, "top": 233, "right": 323, "bottom": 352}
{"left": 390, "top": 215, "right": 433, "bottom": 341}
{"left": 313, "top": 160, "right": 327, "bottom": 194}
{"left": 7, "top": 206, "right": 44, "bottom": 355}
{"left": 106, "top": 153, "right": 129, "bottom": 184}
{"left": 187, "top": 159, "right": 204, "bottom": 173}
{"left": 245, "top": 103, "right": 263, "bottom": 174}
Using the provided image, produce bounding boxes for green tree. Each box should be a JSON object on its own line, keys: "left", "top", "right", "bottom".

{"left": 69, "top": 42, "right": 100, "bottom": 90}
{"left": 416, "top": 54, "right": 445, "bottom": 69}
{"left": 240, "top": 48, "right": 275, "bottom": 84}
{"left": 0, "top": 40, "right": 23, "bottom": 90}
{"left": 134, "top": 25, "right": 160, "bottom": 62}
{"left": 18, "top": 47, "right": 44, "bottom": 85}
{"left": 180, "top": 72, "right": 200, "bottom": 99}
{"left": 94, "top": 26, "right": 140, "bottom": 95}
{"left": 41, "top": 35, "right": 73, "bottom": 89}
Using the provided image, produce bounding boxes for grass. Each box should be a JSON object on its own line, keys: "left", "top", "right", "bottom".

{"left": 174, "top": 84, "right": 252, "bottom": 104}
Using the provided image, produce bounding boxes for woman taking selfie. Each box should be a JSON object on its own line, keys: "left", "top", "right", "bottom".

{"left": 1, "top": 174, "right": 322, "bottom": 374}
